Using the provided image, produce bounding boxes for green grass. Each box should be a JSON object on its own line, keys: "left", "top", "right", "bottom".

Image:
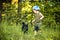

{"left": 0, "top": 21, "right": 60, "bottom": 40}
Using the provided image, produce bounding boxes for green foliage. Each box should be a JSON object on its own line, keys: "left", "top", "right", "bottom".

{"left": 0, "top": 1, "right": 60, "bottom": 40}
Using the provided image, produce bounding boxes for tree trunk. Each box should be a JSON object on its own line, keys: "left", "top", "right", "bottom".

{"left": 0, "top": 0, "right": 2, "bottom": 22}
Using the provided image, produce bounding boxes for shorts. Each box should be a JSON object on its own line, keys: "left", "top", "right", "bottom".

{"left": 34, "top": 22, "right": 42, "bottom": 32}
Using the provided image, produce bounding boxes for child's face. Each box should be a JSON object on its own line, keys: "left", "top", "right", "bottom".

{"left": 33, "top": 10, "right": 37, "bottom": 14}
{"left": 33, "top": 10, "right": 39, "bottom": 14}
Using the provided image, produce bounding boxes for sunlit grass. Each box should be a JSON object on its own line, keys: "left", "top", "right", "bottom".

{"left": 0, "top": 21, "right": 59, "bottom": 40}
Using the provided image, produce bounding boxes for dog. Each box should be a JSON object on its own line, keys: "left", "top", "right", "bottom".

{"left": 22, "top": 22, "right": 28, "bottom": 34}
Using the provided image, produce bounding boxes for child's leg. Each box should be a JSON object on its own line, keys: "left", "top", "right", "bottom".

{"left": 34, "top": 25, "right": 39, "bottom": 35}
{"left": 34, "top": 30, "right": 37, "bottom": 35}
{"left": 34, "top": 22, "right": 42, "bottom": 35}
{"left": 38, "top": 22, "right": 42, "bottom": 34}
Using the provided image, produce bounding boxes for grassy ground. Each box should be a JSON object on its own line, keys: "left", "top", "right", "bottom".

{"left": 0, "top": 21, "right": 60, "bottom": 40}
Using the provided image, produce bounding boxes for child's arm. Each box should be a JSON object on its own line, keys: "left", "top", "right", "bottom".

{"left": 39, "top": 13, "right": 44, "bottom": 20}
{"left": 32, "top": 19, "right": 35, "bottom": 24}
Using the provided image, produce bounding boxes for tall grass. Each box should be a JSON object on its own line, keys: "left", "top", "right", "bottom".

{"left": 0, "top": 21, "right": 60, "bottom": 40}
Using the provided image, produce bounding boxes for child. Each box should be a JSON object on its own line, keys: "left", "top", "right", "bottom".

{"left": 32, "top": 5, "right": 44, "bottom": 35}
